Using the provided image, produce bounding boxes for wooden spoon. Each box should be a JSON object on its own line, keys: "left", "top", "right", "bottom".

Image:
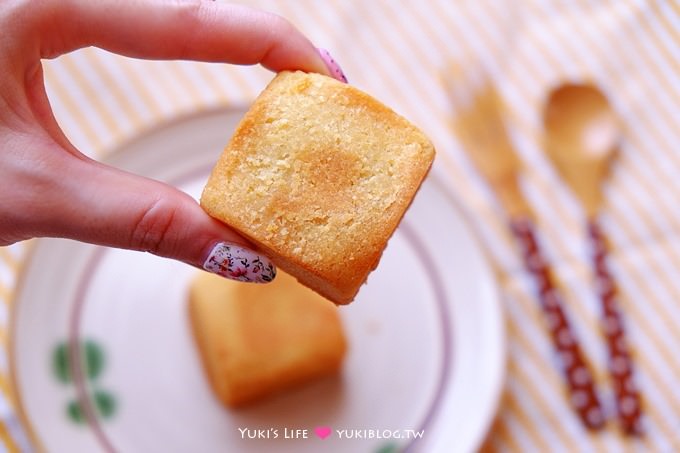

{"left": 543, "top": 83, "right": 643, "bottom": 435}
{"left": 444, "top": 68, "right": 605, "bottom": 431}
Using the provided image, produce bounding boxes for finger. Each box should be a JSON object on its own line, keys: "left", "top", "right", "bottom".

{"left": 20, "top": 149, "right": 277, "bottom": 284}
{"left": 35, "top": 0, "right": 330, "bottom": 76}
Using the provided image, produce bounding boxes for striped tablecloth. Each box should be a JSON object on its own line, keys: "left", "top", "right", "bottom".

{"left": 2, "top": 1, "right": 680, "bottom": 451}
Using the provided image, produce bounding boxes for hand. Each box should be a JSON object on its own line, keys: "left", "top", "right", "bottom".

{"left": 0, "top": 0, "right": 346, "bottom": 283}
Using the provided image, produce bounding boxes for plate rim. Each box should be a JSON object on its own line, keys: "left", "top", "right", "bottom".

{"left": 8, "top": 106, "right": 507, "bottom": 453}
{"left": 415, "top": 174, "right": 507, "bottom": 452}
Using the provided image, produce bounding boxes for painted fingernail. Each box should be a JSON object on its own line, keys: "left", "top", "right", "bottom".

{"left": 317, "top": 48, "right": 348, "bottom": 83}
{"left": 203, "top": 242, "right": 276, "bottom": 283}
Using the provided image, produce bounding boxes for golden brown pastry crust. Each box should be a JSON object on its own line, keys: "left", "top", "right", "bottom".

{"left": 201, "top": 71, "right": 435, "bottom": 304}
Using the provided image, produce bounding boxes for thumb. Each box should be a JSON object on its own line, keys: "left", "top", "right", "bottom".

{"left": 32, "top": 153, "right": 276, "bottom": 284}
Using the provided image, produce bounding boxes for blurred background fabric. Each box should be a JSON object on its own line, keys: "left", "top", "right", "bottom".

{"left": 2, "top": 1, "right": 680, "bottom": 451}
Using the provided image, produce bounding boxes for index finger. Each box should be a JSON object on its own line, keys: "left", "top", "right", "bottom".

{"left": 35, "top": 0, "right": 330, "bottom": 75}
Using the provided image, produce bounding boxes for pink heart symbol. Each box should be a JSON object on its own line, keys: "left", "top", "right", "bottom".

{"left": 314, "top": 426, "right": 332, "bottom": 440}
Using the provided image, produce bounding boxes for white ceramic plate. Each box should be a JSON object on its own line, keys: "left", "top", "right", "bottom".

{"left": 10, "top": 108, "right": 505, "bottom": 453}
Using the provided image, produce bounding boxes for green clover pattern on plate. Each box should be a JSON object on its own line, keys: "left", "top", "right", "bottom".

{"left": 51, "top": 339, "right": 117, "bottom": 424}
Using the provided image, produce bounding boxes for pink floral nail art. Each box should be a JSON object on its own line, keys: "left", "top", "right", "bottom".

{"left": 203, "top": 243, "right": 276, "bottom": 284}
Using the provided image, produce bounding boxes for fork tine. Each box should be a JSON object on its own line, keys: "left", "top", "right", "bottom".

{"left": 443, "top": 62, "right": 522, "bottom": 192}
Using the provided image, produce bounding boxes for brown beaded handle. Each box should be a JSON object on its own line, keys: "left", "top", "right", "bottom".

{"left": 510, "top": 217, "right": 605, "bottom": 430}
{"left": 588, "top": 219, "right": 643, "bottom": 435}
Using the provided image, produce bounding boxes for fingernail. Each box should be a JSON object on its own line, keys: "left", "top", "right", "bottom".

{"left": 203, "top": 242, "right": 276, "bottom": 283}
{"left": 317, "top": 48, "right": 348, "bottom": 83}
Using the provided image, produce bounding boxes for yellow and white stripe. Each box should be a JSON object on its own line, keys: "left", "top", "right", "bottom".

{"left": 2, "top": 0, "right": 680, "bottom": 451}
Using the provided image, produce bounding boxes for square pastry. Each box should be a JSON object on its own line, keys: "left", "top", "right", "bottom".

{"left": 201, "top": 71, "right": 435, "bottom": 304}
{"left": 188, "top": 271, "right": 346, "bottom": 408}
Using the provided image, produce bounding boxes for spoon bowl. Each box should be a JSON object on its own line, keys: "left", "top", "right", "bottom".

{"left": 543, "top": 84, "right": 619, "bottom": 216}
